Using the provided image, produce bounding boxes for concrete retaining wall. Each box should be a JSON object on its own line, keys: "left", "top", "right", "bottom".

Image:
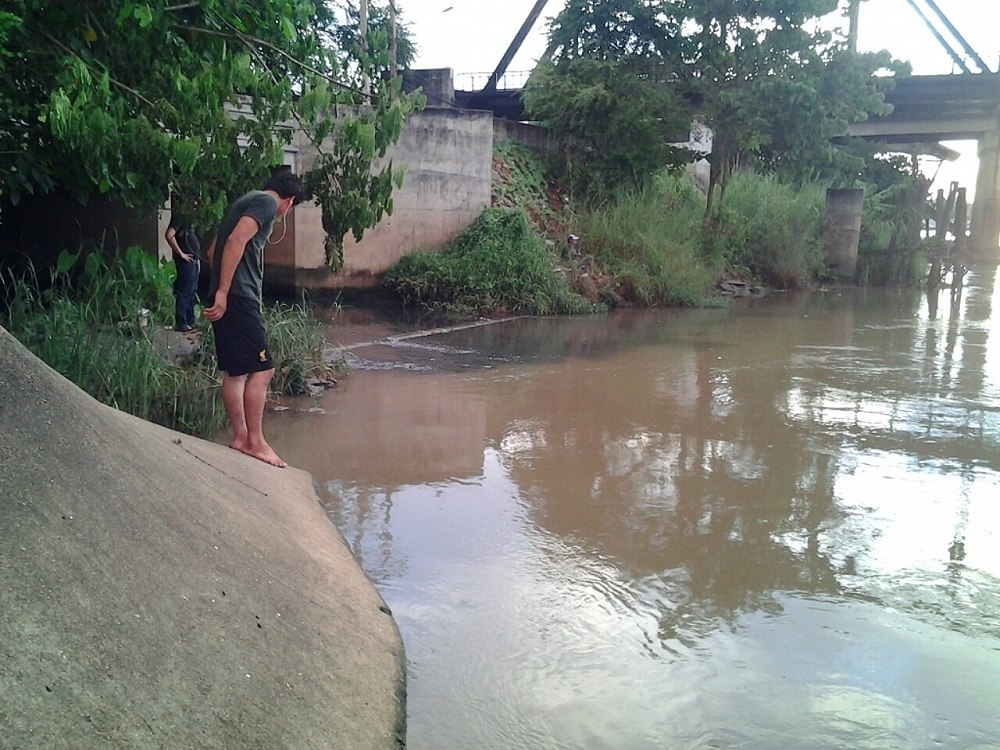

{"left": 268, "top": 106, "right": 494, "bottom": 292}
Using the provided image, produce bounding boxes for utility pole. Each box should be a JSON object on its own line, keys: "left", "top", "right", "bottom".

{"left": 360, "top": 0, "right": 370, "bottom": 96}
{"left": 847, "top": 0, "right": 860, "bottom": 52}
{"left": 388, "top": 0, "right": 398, "bottom": 78}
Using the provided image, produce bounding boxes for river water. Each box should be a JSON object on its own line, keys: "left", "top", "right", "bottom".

{"left": 264, "top": 271, "right": 1000, "bottom": 750}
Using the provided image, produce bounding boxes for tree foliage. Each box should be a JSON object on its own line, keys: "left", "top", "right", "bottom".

{"left": 528, "top": 0, "right": 903, "bottom": 222}
{"left": 0, "top": 0, "right": 422, "bottom": 271}
{"left": 524, "top": 57, "right": 688, "bottom": 195}
{"left": 524, "top": 0, "right": 689, "bottom": 195}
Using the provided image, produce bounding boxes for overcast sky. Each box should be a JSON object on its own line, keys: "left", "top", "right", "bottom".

{"left": 401, "top": 0, "right": 998, "bottom": 79}
{"left": 399, "top": 0, "right": 1000, "bottom": 197}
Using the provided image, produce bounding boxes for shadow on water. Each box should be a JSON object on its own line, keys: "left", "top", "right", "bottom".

{"left": 267, "top": 272, "right": 1000, "bottom": 750}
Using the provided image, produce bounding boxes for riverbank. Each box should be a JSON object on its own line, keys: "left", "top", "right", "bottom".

{"left": 0, "top": 326, "right": 406, "bottom": 748}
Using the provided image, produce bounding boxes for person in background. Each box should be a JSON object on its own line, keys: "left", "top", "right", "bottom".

{"left": 164, "top": 204, "right": 201, "bottom": 333}
{"left": 564, "top": 233, "right": 581, "bottom": 261}
{"left": 202, "top": 170, "right": 306, "bottom": 468}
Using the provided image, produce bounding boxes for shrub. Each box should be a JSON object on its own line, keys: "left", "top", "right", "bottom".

{"left": 383, "top": 208, "right": 596, "bottom": 316}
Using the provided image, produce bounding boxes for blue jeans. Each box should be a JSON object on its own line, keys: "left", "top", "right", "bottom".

{"left": 174, "top": 257, "right": 200, "bottom": 329}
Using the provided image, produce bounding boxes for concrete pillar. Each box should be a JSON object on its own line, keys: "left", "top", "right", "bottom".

{"left": 971, "top": 127, "right": 1000, "bottom": 261}
{"left": 823, "top": 188, "right": 865, "bottom": 280}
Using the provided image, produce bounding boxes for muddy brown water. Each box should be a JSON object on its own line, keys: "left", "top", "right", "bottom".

{"left": 261, "top": 274, "right": 1000, "bottom": 750}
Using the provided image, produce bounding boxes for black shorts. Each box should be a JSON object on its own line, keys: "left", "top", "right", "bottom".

{"left": 211, "top": 295, "right": 274, "bottom": 376}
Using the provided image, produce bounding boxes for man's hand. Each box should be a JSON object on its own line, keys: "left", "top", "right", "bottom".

{"left": 203, "top": 290, "right": 228, "bottom": 321}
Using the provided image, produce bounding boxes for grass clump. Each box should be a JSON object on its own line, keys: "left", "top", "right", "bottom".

{"left": 1, "top": 247, "right": 338, "bottom": 437}
{"left": 383, "top": 208, "right": 596, "bottom": 316}
{"left": 578, "top": 171, "right": 715, "bottom": 306}
{"left": 570, "top": 169, "right": 829, "bottom": 303}
{"left": 708, "top": 170, "right": 826, "bottom": 288}
{"left": 261, "top": 297, "right": 339, "bottom": 396}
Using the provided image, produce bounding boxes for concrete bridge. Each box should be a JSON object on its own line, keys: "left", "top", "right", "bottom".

{"left": 847, "top": 72, "right": 1000, "bottom": 256}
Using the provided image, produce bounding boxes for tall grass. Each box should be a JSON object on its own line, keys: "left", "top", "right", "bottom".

{"left": 1, "top": 248, "right": 338, "bottom": 436}
{"left": 710, "top": 171, "right": 827, "bottom": 288}
{"left": 579, "top": 171, "right": 715, "bottom": 306}
{"left": 261, "top": 297, "right": 340, "bottom": 395}
{"left": 1, "top": 248, "right": 226, "bottom": 435}
{"left": 383, "top": 208, "right": 596, "bottom": 316}
{"left": 574, "top": 169, "right": 827, "bottom": 300}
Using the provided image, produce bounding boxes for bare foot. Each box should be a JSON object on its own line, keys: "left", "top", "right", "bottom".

{"left": 238, "top": 443, "right": 288, "bottom": 468}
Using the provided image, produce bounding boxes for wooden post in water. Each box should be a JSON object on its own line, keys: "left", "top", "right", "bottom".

{"left": 952, "top": 186, "right": 968, "bottom": 290}
{"left": 928, "top": 187, "right": 949, "bottom": 295}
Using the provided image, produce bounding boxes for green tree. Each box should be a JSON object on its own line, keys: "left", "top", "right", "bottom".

{"left": 0, "top": 0, "right": 422, "bottom": 270}
{"left": 531, "top": 0, "right": 899, "bottom": 224}
{"left": 751, "top": 48, "right": 904, "bottom": 187}
{"left": 524, "top": 56, "right": 688, "bottom": 196}
{"left": 523, "top": 0, "right": 689, "bottom": 195}
{"left": 667, "top": 0, "right": 893, "bottom": 229}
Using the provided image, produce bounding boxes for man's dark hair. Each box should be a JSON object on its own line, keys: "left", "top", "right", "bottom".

{"left": 265, "top": 169, "right": 308, "bottom": 205}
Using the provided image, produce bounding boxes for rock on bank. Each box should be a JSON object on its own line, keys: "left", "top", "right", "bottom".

{"left": 0, "top": 327, "right": 405, "bottom": 748}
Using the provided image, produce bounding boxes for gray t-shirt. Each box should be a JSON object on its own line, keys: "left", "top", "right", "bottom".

{"left": 208, "top": 190, "right": 278, "bottom": 304}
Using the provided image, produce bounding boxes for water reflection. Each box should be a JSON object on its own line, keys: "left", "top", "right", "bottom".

{"left": 266, "top": 271, "right": 1000, "bottom": 749}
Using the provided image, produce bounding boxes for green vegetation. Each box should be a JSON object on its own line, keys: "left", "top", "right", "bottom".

{"left": 492, "top": 140, "right": 568, "bottom": 235}
{"left": 382, "top": 209, "right": 596, "bottom": 316}
{"left": 262, "top": 298, "right": 339, "bottom": 397}
{"left": 1, "top": 248, "right": 338, "bottom": 437}
{"left": 523, "top": 56, "right": 688, "bottom": 196}
{"left": 708, "top": 171, "right": 827, "bottom": 287}
{"left": 481, "top": 0, "right": 926, "bottom": 302}
{"left": 579, "top": 170, "right": 826, "bottom": 302}
{"left": 385, "top": 153, "right": 834, "bottom": 316}
{"left": 578, "top": 173, "right": 714, "bottom": 306}
{"left": 852, "top": 156, "right": 930, "bottom": 286}
{"left": 0, "top": 0, "right": 421, "bottom": 270}
{"left": 524, "top": 0, "right": 903, "bottom": 226}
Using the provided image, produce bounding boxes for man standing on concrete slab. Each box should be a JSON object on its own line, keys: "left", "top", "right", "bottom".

{"left": 203, "top": 169, "right": 306, "bottom": 468}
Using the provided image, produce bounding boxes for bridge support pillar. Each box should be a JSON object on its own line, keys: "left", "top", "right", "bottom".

{"left": 823, "top": 188, "right": 864, "bottom": 280}
{"left": 971, "top": 126, "right": 1000, "bottom": 261}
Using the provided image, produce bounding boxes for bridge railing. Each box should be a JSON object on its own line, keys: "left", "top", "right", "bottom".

{"left": 455, "top": 70, "right": 532, "bottom": 92}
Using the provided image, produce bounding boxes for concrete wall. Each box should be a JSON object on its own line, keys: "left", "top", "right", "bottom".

{"left": 972, "top": 128, "right": 1000, "bottom": 258}
{"left": 494, "top": 118, "right": 561, "bottom": 156}
{"left": 268, "top": 106, "right": 494, "bottom": 293}
{"left": 0, "top": 327, "right": 406, "bottom": 749}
